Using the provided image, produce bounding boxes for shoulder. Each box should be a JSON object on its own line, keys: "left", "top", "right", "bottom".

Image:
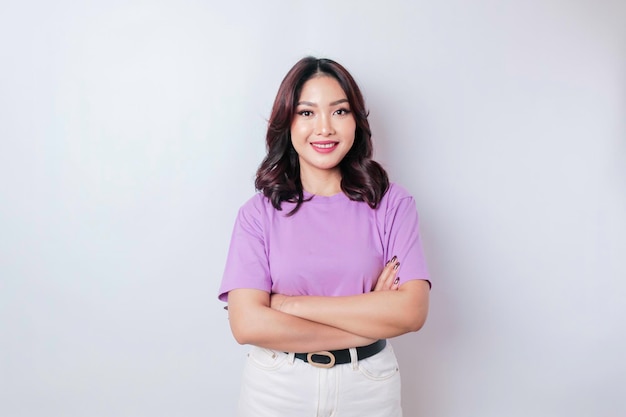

{"left": 240, "top": 192, "right": 271, "bottom": 212}
{"left": 380, "top": 182, "right": 415, "bottom": 209}
{"left": 235, "top": 192, "right": 275, "bottom": 225}
{"left": 238, "top": 191, "right": 292, "bottom": 222}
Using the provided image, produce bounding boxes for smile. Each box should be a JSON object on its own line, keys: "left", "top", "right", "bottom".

{"left": 312, "top": 142, "right": 337, "bottom": 149}
{"left": 310, "top": 141, "right": 339, "bottom": 154}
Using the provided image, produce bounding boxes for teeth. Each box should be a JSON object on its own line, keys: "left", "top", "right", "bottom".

{"left": 312, "top": 143, "right": 336, "bottom": 149}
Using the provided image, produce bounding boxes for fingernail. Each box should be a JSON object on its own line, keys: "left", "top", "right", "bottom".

{"left": 390, "top": 256, "right": 397, "bottom": 263}
{"left": 393, "top": 262, "right": 400, "bottom": 270}
{"left": 394, "top": 277, "right": 400, "bottom": 285}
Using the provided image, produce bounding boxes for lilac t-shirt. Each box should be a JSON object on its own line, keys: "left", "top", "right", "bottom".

{"left": 218, "top": 183, "right": 429, "bottom": 302}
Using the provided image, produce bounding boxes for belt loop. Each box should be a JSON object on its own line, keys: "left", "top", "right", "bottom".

{"left": 287, "top": 352, "right": 295, "bottom": 364}
{"left": 349, "top": 347, "right": 358, "bottom": 370}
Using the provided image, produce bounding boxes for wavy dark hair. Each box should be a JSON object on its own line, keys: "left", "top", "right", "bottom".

{"left": 255, "top": 57, "right": 389, "bottom": 215}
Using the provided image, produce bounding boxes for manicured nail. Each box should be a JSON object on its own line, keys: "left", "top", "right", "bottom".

{"left": 390, "top": 256, "right": 397, "bottom": 263}
{"left": 393, "top": 262, "right": 400, "bottom": 270}
{"left": 394, "top": 277, "right": 400, "bottom": 285}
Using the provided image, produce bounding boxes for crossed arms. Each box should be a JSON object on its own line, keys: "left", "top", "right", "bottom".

{"left": 226, "top": 258, "right": 430, "bottom": 353}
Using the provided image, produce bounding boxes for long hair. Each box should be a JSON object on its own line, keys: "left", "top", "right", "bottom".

{"left": 255, "top": 57, "right": 389, "bottom": 215}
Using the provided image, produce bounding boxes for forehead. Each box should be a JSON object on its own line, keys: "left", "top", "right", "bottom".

{"left": 298, "top": 75, "right": 347, "bottom": 101}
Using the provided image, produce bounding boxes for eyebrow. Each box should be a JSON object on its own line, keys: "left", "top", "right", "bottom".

{"left": 296, "top": 98, "right": 349, "bottom": 107}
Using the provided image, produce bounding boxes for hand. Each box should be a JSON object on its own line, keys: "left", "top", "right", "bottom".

{"left": 270, "top": 293, "right": 289, "bottom": 312}
{"left": 372, "top": 256, "right": 401, "bottom": 292}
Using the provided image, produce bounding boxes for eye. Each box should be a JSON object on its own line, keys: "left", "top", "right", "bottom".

{"left": 297, "top": 110, "right": 313, "bottom": 117}
{"left": 334, "top": 108, "right": 351, "bottom": 116}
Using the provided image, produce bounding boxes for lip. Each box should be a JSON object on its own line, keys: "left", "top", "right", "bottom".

{"left": 310, "top": 141, "right": 339, "bottom": 154}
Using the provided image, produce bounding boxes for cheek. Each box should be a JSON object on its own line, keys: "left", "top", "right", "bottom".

{"left": 342, "top": 122, "right": 357, "bottom": 141}
{"left": 343, "top": 117, "right": 356, "bottom": 134}
{"left": 290, "top": 121, "right": 308, "bottom": 140}
{"left": 344, "top": 125, "right": 356, "bottom": 150}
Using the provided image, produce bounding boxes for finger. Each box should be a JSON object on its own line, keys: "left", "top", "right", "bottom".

{"left": 374, "top": 259, "right": 395, "bottom": 291}
{"left": 382, "top": 261, "right": 400, "bottom": 288}
{"left": 392, "top": 276, "right": 401, "bottom": 290}
{"left": 374, "top": 258, "right": 400, "bottom": 291}
{"left": 384, "top": 264, "right": 400, "bottom": 290}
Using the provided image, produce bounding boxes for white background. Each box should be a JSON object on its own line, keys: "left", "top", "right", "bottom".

{"left": 1, "top": 1, "right": 625, "bottom": 416}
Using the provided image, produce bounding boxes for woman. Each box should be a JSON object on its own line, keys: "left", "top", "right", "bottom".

{"left": 218, "top": 57, "right": 431, "bottom": 417}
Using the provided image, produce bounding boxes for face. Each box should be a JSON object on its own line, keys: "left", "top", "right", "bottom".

{"left": 290, "top": 75, "right": 356, "bottom": 180}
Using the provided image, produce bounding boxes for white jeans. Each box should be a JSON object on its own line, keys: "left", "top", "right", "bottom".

{"left": 237, "top": 342, "right": 402, "bottom": 417}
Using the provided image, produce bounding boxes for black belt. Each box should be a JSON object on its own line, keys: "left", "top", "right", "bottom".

{"left": 294, "top": 339, "right": 386, "bottom": 368}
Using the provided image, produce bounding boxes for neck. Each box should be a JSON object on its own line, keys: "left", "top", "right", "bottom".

{"left": 300, "top": 168, "right": 342, "bottom": 196}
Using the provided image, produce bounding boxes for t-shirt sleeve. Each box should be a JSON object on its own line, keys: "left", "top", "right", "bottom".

{"left": 218, "top": 197, "right": 272, "bottom": 302}
{"left": 384, "top": 188, "right": 431, "bottom": 287}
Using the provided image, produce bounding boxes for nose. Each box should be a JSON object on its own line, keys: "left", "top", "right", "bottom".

{"left": 315, "top": 114, "right": 335, "bottom": 136}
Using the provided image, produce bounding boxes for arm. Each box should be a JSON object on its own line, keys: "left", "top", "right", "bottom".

{"left": 273, "top": 278, "right": 430, "bottom": 340}
{"left": 227, "top": 288, "right": 377, "bottom": 352}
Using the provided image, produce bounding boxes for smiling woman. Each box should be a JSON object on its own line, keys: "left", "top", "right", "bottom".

{"left": 218, "top": 57, "right": 431, "bottom": 417}
{"left": 290, "top": 76, "right": 356, "bottom": 192}
{"left": 254, "top": 57, "right": 389, "bottom": 216}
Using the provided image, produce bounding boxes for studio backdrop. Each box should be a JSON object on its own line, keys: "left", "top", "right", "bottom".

{"left": 1, "top": 1, "right": 625, "bottom": 416}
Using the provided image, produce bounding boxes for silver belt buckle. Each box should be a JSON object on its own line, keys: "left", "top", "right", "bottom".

{"left": 306, "top": 351, "right": 336, "bottom": 368}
